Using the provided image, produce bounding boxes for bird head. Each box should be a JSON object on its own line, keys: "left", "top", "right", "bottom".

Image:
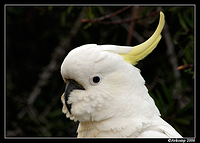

{"left": 60, "top": 12, "right": 165, "bottom": 122}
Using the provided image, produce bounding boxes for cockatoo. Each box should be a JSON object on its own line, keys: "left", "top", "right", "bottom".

{"left": 60, "top": 11, "right": 182, "bottom": 138}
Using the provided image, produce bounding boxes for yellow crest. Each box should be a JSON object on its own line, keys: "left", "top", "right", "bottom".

{"left": 120, "top": 11, "right": 165, "bottom": 65}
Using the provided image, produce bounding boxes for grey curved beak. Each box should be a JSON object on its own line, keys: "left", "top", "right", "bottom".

{"left": 64, "top": 79, "right": 85, "bottom": 114}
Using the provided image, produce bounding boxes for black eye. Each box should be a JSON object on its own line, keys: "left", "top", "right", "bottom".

{"left": 89, "top": 73, "right": 102, "bottom": 86}
{"left": 93, "top": 76, "right": 100, "bottom": 83}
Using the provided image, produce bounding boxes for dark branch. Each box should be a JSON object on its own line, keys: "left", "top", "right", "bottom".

{"left": 82, "top": 6, "right": 132, "bottom": 23}
{"left": 83, "top": 10, "right": 160, "bottom": 25}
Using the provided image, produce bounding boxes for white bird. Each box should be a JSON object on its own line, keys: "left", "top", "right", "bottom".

{"left": 60, "top": 11, "right": 182, "bottom": 138}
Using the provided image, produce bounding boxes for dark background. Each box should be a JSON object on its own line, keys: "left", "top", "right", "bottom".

{"left": 6, "top": 5, "right": 195, "bottom": 137}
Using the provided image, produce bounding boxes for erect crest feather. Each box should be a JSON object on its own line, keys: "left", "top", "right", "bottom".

{"left": 102, "top": 11, "right": 165, "bottom": 65}
{"left": 120, "top": 11, "right": 165, "bottom": 65}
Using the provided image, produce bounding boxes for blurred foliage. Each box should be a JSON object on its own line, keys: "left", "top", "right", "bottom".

{"left": 6, "top": 6, "right": 195, "bottom": 137}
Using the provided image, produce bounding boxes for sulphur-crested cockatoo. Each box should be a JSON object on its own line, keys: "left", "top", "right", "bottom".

{"left": 60, "top": 12, "right": 182, "bottom": 138}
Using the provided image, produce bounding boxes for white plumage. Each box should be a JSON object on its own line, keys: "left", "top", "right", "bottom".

{"left": 60, "top": 12, "right": 182, "bottom": 138}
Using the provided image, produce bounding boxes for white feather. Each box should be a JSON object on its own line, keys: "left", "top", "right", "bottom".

{"left": 60, "top": 44, "right": 182, "bottom": 138}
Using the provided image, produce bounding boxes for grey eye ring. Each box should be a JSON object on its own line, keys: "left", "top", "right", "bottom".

{"left": 89, "top": 73, "right": 102, "bottom": 86}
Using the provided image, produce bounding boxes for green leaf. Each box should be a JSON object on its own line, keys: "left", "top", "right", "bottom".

{"left": 166, "top": 102, "right": 175, "bottom": 115}
{"left": 83, "top": 23, "right": 92, "bottom": 29}
{"left": 174, "top": 118, "right": 190, "bottom": 125}
{"left": 173, "top": 40, "right": 179, "bottom": 45}
{"left": 96, "top": 6, "right": 105, "bottom": 15}
{"left": 47, "top": 6, "right": 53, "bottom": 12}
{"left": 161, "top": 85, "right": 172, "bottom": 103}
{"left": 61, "top": 12, "right": 66, "bottom": 27}
{"left": 88, "top": 7, "right": 95, "bottom": 20}
{"left": 184, "top": 44, "right": 194, "bottom": 64}
{"left": 182, "top": 58, "right": 188, "bottom": 65}
{"left": 183, "top": 9, "right": 194, "bottom": 29}
{"left": 177, "top": 101, "right": 193, "bottom": 116}
{"left": 156, "top": 89, "right": 166, "bottom": 107}
{"left": 67, "top": 6, "right": 73, "bottom": 15}
{"left": 178, "top": 12, "right": 188, "bottom": 31}
{"left": 142, "top": 7, "right": 149, "bottom": 19}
